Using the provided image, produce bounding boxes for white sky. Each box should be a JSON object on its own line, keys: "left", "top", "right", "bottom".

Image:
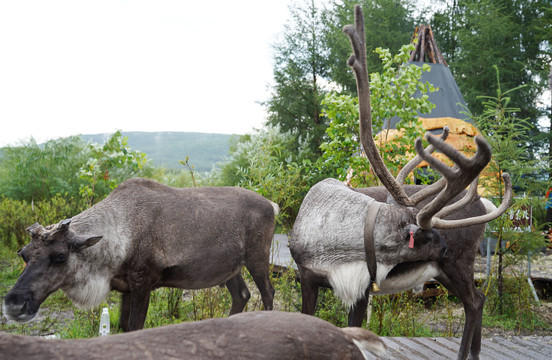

{"left": 0, "top": 0, "right": 294, "bottom": 147}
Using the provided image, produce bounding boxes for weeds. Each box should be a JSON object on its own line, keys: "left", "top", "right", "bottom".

{"left": 483, "top": 271, "right": 548, "bottom": 333}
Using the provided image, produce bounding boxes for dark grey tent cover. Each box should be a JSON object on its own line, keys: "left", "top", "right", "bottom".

{"left": 382, "top": 61, "right": 472, "bottom": 130}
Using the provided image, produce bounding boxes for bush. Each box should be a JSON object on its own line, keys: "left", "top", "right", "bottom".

{"left": 0, "top": 195, "right": 85, "bottom": 251}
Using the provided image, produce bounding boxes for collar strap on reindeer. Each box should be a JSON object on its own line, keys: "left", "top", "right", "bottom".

{"left": 364, "top": 201, "right": 383, "bottom": 292}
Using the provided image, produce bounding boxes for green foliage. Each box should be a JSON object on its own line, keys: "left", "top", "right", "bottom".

{"left": 271, "top": 267, "right": 301, "bottom": 313}
{"left": 266, "top": 0, "right": 426, "bottom": 160}
{"left": 370, "top": 44, "right": 436, "bottom": 127}
{"left": 214, "top": 126, "right": 311, "bottom": 231}
{"left": 323, "top": 0, "right": 421, "bottom": 93}
{"left": 473, "top": 66, "right": 550, "bottom": 314}
{"left": 474, "top": 66, "right": 549, "bottom": 196}
{"left": 79, "top": 131, "right": 151, "bottom": 205}
{"left": 370, "top": 293, "right": 433, "bottom": 337}
{"left": 0, "top": 195, "right": 86, "bottom": 251}
{"left": 60, "top": 305, "right": 115, "bottom": 339}
{"left": 147, "top": 167, "right": 196, "bottom": 188}
{"left": 318, "top": 94, "right": 376, "bottom": 186}
{"left": 0, "top": 136, "right": 90, "bottom": 202}
{"left": 483, "top": 275, "right": 547, "bottom": 333}
{"left": 314, "top": 288, "right": 349, "bottom": 327}
{"left": 319, "top": 43, "right": 436, "bottom": 186}
{"left": 264, "top": 0, "right": 329, "bottom": 158}
{"left": 431, "top": 0, "right": 550, "bottom": 154}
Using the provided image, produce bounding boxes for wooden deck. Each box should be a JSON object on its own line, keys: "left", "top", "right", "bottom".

{"left": 366, "top": 336, "right": 552, "bottom": 359}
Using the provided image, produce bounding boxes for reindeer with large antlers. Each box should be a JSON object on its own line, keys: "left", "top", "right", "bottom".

{"left": 289, "top": 5, "right": 512, "bottom": 360}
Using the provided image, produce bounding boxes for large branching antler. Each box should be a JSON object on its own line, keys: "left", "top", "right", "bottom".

{"left": 414, "top": 133, "right": 513, "bottom": 229}
{"left": 343, "top": 5, "right": 414, "bottom": 207}
{"left": 344, "top": 6, "right": 449, "bottom": 208}
{"left": 395, "top": 126, "right": 449, "bottom": 185}
{"left": 344, "top": 5, "right": 513, "bottom": 229}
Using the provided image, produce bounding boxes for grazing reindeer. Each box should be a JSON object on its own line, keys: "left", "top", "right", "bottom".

{"left": 3, "top": 178, "right": 277, "bottom": 331}
{"left": 289, "top": 5, "right": 512, "bottom": 360}
{"left": 0, "top": 311, "right": 386, "bottom": 360}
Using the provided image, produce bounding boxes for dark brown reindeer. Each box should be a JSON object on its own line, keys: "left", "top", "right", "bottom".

{"left": 0, "top": 311, "right": 386, "bottom": 360}
{"left": 3, "top": 178, "right": 277, "bottom": 331}
{"left": 289, "top": 5, "right": 513, "bottom": 360}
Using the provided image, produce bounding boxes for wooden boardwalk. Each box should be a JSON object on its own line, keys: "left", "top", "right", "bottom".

{"left": 366, "top": 336, "right": 552, "bottom": 359}
{"left": 270, "top": 235, "right": 552, "bottom": 359}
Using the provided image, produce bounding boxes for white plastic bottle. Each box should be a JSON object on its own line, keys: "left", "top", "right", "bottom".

{"left": 99, "top": 307, "right": 110, "bottom": 336}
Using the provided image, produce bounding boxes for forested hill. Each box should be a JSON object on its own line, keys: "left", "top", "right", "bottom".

{"left": 81, "top": 132, "right": 235, "bottom": 172}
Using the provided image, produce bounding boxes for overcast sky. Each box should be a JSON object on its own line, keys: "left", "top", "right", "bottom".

{"left": 0, "top": 0, "right": 294, "bottom": 147}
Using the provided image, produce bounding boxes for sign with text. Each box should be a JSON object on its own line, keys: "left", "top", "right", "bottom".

{"left": 508, "top": 205, "right": 532, "bottom": 232}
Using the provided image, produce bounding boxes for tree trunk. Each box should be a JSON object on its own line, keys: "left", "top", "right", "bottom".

{"left": 497, "top": 230, "right": 504, "bottom": 315}
{"left": 546, "top": 66, "right": 552, "bottom": 227}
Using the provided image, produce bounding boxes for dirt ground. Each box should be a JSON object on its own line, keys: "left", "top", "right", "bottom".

{"left": 474, "top": 249, "right": 552, "bottom": 280}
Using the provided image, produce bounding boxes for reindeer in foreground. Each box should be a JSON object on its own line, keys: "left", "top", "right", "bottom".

{"left": 3, "top": 178, "right": 277, "bottom": 331}
{"left": 289, "top": 6, "right": 512, "bottom": 360}
{"left": 0, "top": 311, "right": 386, "bottom": 360}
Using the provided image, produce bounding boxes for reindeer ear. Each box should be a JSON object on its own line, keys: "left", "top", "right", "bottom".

{"left": 60, "top": 218, "right": 72, "bottom": 230}
{"left": 26, "top": 223, "right": 43, "bottom": 236}
{"left": 71, "top": 235, "right": 103, "bottom": 250}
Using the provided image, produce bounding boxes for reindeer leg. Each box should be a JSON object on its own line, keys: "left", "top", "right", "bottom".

{"left": 469, "top": 289, "right": 485, "bottom": 360}
{"left": 298, "top": 267, "right": 321, "bottom": 315}
{"left": 246, "top": 264, "right": 275, "bottom": 311}
{"left": 225, "top": 272, "right": 251, "bottom": 314}
{"left": 436, "top": 270, "right": 484, "bottom": 360}
{"left": 348, "top": 288, "right": 370, "bottom": 327}
{"left": 126, "top": 289, "right": 151, "bottom": 331}
{"left": 119, "top": 292, "right": 131, "bottom": 332}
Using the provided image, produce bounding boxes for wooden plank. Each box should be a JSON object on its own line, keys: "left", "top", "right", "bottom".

{"left": 521, "top": 335, "right": 552, "bottom": 351}
{"left": 366, "top": 337, "right": 552, "bottom": 359}
{"left": 381, "top": 337, "right": 420, "bottom": 359}
{"left": 517, "top": 336, "right": 552, "bottom": 357}
{"left": 480, "top": 337, "right": 536, "bottom": 360}
{"left": 493, "top": 336, "right": 552, "bottom": 359}
{"left": 410, "top": 337, "right": 458, "bottom": 359}
{"left": 389, "top": 337, "right": 444, "bottom": 359}
{"left": 364, "top": 337, "right": 402, "bottom": 359}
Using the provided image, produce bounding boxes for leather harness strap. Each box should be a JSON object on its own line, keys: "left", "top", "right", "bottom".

{"left": 364, "top": 201, "right": 382, "bottom": 292}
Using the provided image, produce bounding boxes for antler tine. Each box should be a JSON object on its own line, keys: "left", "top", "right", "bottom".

{"left": 344, "top": 5, "right": 414, "bottom": 207}
{"left": 430, "top": 173, "right": 513, "bottom": 229}
{"left": 396, "top": 126, "right": 450, "bottom": 185}
{"left": 415, "top": 134, "right": 493, "bottom": 229}
{"left": 433, "top": 176, "right": 480, "bottom": 219}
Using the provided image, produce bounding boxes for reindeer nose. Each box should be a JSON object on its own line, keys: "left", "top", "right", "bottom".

{"left": 3, "top": 290, "right": 35, "bottom": 322}
{"left": 4, "top": 290, "right": 32, "bottom": 306}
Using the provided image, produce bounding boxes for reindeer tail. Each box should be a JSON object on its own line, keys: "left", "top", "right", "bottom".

{"left": 340, "top": 327, "right": 387, "bottom": 358}
{"left": 270, "top": 201, "right": 280, "bottom": 216}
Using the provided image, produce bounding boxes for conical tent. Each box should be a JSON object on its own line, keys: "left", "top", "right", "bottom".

{"left": 377, "top": 24, "right": 481, "bottom": 182}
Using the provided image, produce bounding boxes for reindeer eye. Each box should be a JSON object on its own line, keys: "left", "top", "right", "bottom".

{"left": 50, "top": 253, "right": 67, "bottom": 264}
